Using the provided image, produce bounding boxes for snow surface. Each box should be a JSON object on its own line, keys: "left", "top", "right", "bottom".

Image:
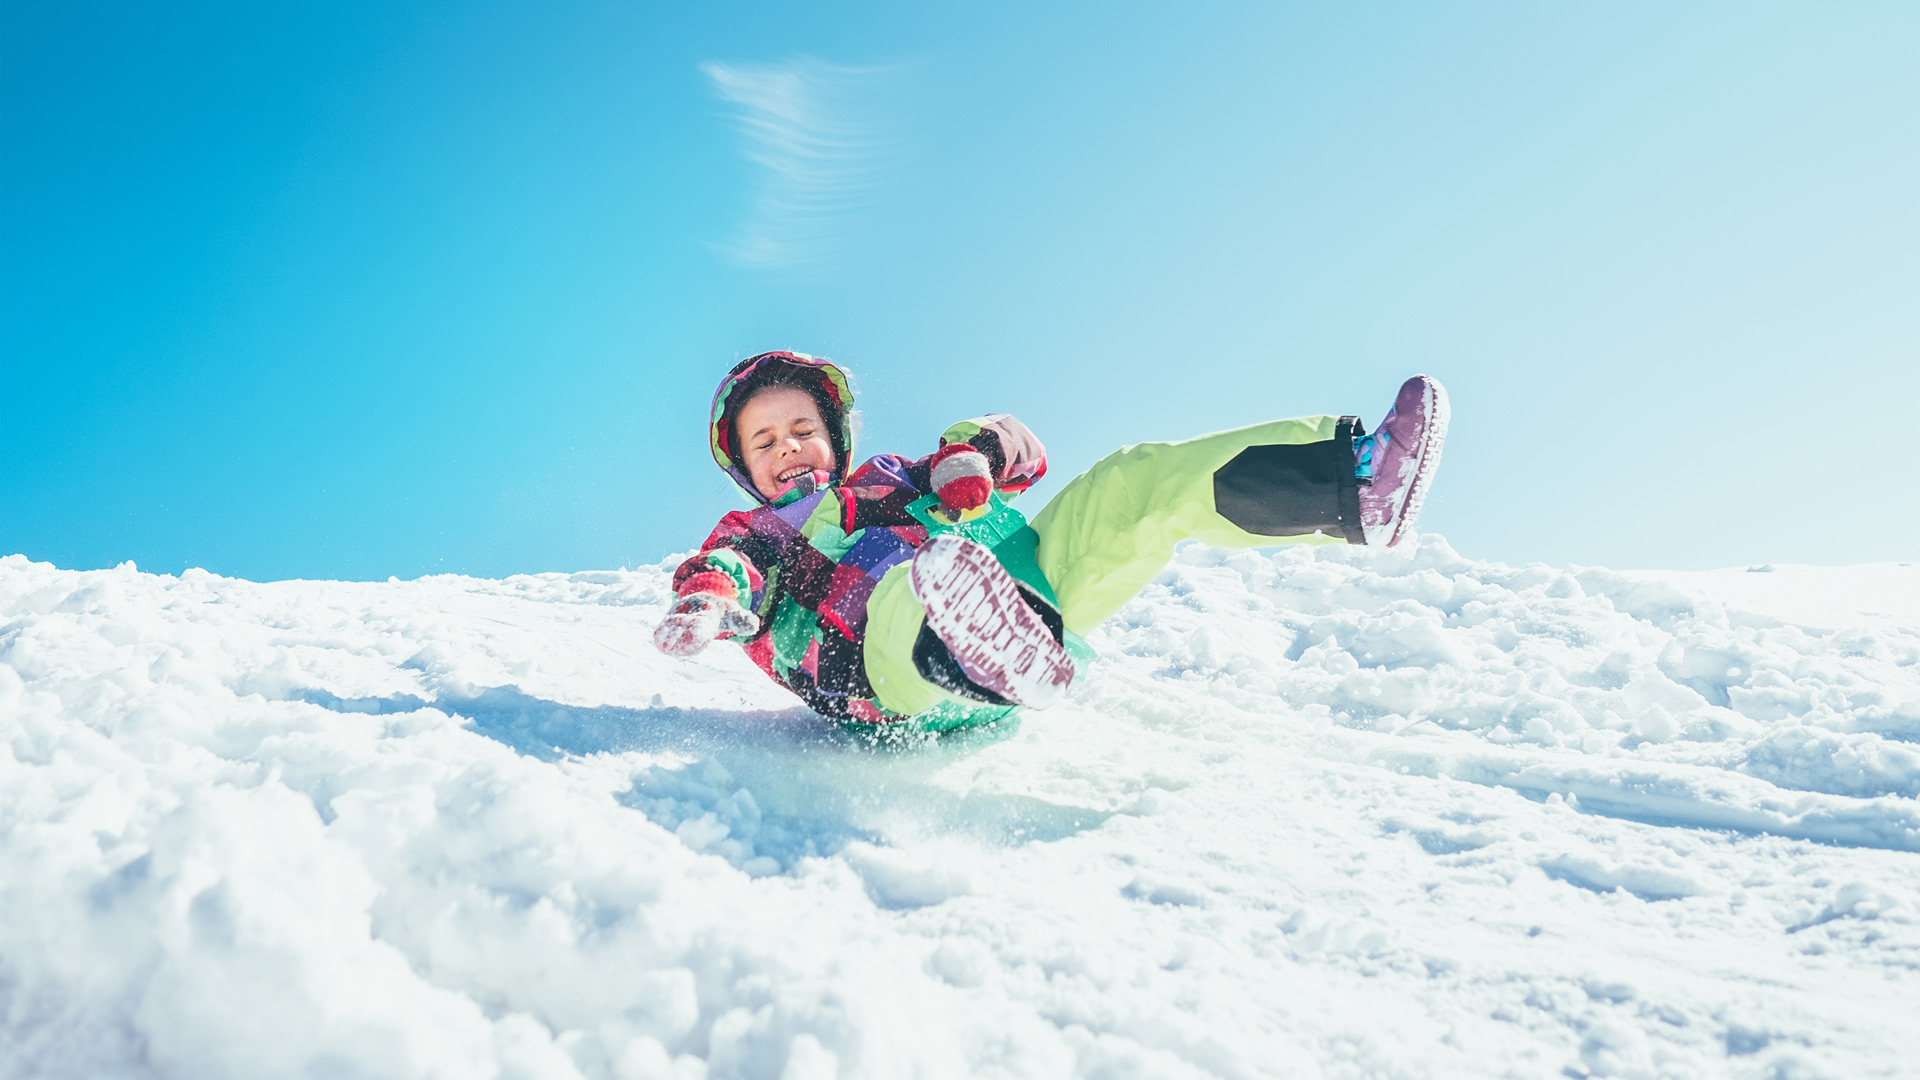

{"left": 4, "top": 540, "right": 1918, "bottom": 1079}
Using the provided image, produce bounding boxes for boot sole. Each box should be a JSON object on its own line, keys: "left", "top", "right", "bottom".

{"left": 1388, "top": 375, "right": 1451, "bottom": 548}
{"left": 909, "top": 535, "right": 1076, "bottom": 709}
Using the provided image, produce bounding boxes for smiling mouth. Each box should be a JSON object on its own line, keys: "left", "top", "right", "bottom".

{"left": 777, "top": 465, "right": 813, "bottom": 483}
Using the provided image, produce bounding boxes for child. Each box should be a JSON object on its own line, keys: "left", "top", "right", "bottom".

{"left": 655, "top": 351, "right": 1447, "bottom": 733}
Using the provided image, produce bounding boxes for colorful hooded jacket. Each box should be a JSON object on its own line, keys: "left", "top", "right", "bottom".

{"left": 674, "top": 352, "right": 1048, "bottom": 724}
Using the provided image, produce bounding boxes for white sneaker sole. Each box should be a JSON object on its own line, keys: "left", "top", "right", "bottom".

{"left": 909, "top": 535, "right": 1076, "bottom": 709}
{"left": 1387, "top": 375, "right": 1450, "bottom": 548}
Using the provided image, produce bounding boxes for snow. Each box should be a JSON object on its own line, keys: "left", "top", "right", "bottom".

{"left": 3, "top": 539, "right": 1918, "bottom": 1079}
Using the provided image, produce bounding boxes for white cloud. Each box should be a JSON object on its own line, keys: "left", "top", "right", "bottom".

{"left": 701, "top": 58, "right": 897, "bottom": 271}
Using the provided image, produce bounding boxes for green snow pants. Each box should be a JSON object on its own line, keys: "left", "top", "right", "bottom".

{"left": 865, "top": 413, "right": 1365, "bottom": 724}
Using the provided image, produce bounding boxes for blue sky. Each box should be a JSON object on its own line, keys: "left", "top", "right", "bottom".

{"left": 4, "top": 1, "right": 1915, "bottom": 580}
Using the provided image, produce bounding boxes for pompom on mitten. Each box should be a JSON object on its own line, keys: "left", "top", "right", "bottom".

{"left": 928, "top": 443, "right": 994, "bottom": 513}
{"left": 653, "top": 570, "right": 760, "bottom": 657}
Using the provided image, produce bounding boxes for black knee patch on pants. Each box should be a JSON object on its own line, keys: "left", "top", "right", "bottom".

{"left": 1211, "top": 416, "right": 1367, "bottom": 544}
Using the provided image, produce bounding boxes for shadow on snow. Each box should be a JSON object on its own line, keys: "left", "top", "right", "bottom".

{"left": 295, "top": 685, "right": 1112, "bottom": 873}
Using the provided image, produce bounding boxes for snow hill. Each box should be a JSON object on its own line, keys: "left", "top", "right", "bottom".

{"left": 3, "top": 539, "right": 1918, "bottom": 1080}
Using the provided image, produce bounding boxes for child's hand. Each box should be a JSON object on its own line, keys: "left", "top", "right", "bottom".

{"left": 654, "top": 588, "right": 759, "bottom": 657}
{"left": 929, "top": 444, "right": 994, "bottom": 513}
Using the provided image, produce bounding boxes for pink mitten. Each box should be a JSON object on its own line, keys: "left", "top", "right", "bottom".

{"left": 654, "top": 572, "right": 760, "bottom": 657}
{"left": 929, "top": 443, "right": 993, "bottom": 513}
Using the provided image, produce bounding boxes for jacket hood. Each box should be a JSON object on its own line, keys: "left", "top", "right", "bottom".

{"left": 709, "top": 351, "right": 857, "bottom": 503}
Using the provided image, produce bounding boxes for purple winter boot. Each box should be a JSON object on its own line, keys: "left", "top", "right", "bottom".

{"left": 1354, "top": 374, "right": 1450, "bottom": 547}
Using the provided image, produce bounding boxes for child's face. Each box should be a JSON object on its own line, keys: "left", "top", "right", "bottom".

{"left": 735, "top": 385, "right": 837, "bottom": 500}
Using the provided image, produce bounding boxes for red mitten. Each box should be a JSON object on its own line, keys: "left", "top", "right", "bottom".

{"left": 929, "top": 443, "right": 993, "bottom": 513}
{"left": 654, "top": 571, "right": 760, "bottom": 657}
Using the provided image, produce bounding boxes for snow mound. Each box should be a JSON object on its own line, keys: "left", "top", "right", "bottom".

{"left": 3, "top": 539, "right": 1918, "bottom": 1079}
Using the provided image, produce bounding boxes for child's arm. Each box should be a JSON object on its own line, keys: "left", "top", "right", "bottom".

{"left": 928, "top": 414, "right": 1048, "bottom": 512}
{"left": 654, "top": 516, "right": 768, "bottom": 658}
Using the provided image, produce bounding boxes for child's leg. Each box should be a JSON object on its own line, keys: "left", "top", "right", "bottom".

{"left": 863, "top": 540, "right": 1073, "bottom": 719}
{"left": 862, "top": 413, "right": 1362, "bottom": 718}
{"left": 1030, "top": 414, "right": 1364, "bottom": 636}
